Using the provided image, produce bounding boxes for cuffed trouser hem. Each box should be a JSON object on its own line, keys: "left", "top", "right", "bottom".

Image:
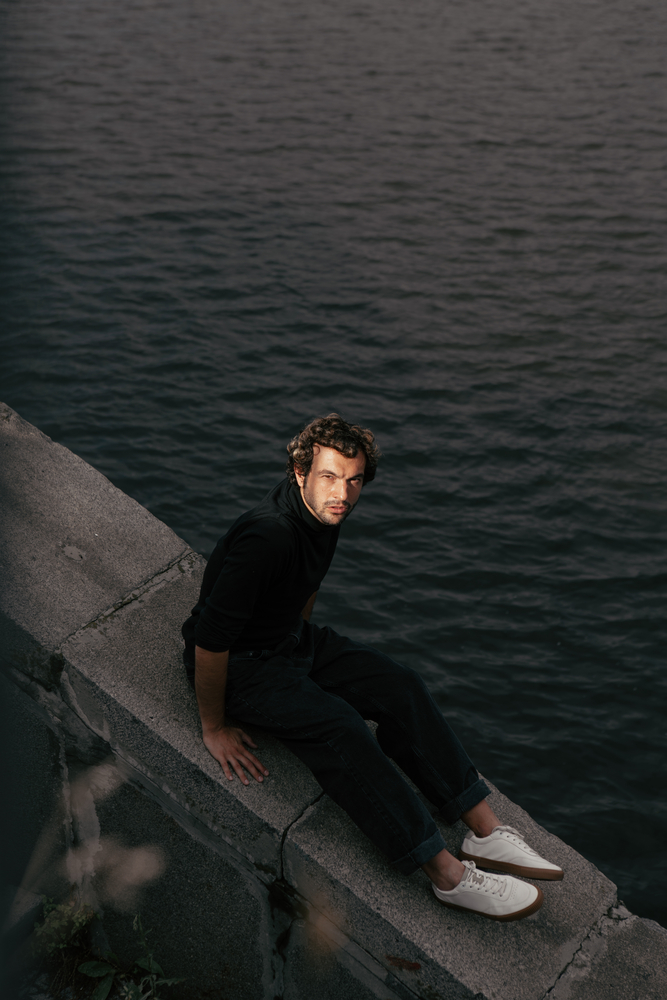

{"left": 439, "top": 777, "right": 491, "bottom": 825}
{"left": 391, "top": 828, "right": 447, "bottom": 876}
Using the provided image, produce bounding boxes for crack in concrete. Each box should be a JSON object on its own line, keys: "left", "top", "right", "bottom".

{"left": 271, "top": 792, "right": 420, "bottom": 1000}
{"left": 7, "top": 548, "right": 198, "bottom": 691}
{"left": 60, "top": 548, "right": 197, "bottom": 644}
{"left": 278, "top": 789, "right": 326, "bottom": 880}
{"left": 262, "top": 791, "right": 327, "bottom": 999}
{"left": 5, "top": 642, "right": 464, "bottom": 1000}
{"left": 541, "top": 900, "right": 634, "bottom": 999}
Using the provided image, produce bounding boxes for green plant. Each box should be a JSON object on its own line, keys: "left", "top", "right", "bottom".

{"left": 32, "top": 897, "right": 96, "bottom": 958}
{"left": 77, "top": 958, "right": 119, "bottom": 1000}
{"left": 78, "top": 915, "right": 183, "bottom": 1000}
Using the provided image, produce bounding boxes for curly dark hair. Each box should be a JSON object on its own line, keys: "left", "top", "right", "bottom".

{"left": 286, "top": 413, "right": 381, "bottom": 485}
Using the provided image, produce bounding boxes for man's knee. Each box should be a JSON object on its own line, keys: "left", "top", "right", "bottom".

{"left": 372, "top": 655, "right": 430, "bottom": 697}
{"left": 317, "top": 710, "right": 378, "bottom": 751}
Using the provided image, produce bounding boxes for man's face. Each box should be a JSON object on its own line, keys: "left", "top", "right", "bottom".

{"left": 295, "top": 445, "right": 366, "bottom": 526}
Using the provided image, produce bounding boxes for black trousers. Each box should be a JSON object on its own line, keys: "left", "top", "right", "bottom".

{"left": 191, "top": 620, "right": 489, "bottom": 874}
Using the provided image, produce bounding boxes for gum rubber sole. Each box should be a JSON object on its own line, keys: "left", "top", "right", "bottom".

{"left": 458, "top": 851, "right": 564, "bottom": 881}
{"left": 435, "top": 885, "right": 544, "bottom": 922}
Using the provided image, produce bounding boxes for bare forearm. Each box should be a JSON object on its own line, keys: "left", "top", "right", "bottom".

{"left": 194, "top": 645, "right": 268, "bottom": 784}
{"left": 301, "top": 591, "right": 318, "bottom": 622}
{"left": 194, "top": 646, "right": 229, "bottom": 734}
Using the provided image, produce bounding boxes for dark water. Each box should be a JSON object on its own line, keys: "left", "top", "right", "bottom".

{"left": 2, "top": 0, "right": 666, "bottom": 925}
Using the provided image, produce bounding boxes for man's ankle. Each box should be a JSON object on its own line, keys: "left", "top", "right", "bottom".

{"left": 421, "top": 849, "right": 465, "bottom": 891}
{"left": 460, "top": 800, "right": 500, "bottom": 839}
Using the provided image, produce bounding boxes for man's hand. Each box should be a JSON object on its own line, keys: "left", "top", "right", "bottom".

{"left": 195, "top": 645, "right": 269, "bottom": 786}
{"left": 202, "top": 724, "right": 269, "bottom": 785}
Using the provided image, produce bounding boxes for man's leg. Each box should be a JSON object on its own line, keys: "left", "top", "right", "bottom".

{"left": 224, "top": 642, "right": 450, "bottom": 874}
{"left": 307, "top": 625, "right": 563, "bottom": 887}
{"left": 224, "top": 627, "right": 557, "bottom": 919}
{"left": 307, "top": 624, "right": 490, "bottom": 823}
{"left": 225, "top": 627, "right": 507, "bottom": 868}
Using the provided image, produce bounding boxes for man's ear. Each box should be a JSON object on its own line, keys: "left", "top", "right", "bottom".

{"left": 294, "top": 466, "right": 305, "bottom": 488}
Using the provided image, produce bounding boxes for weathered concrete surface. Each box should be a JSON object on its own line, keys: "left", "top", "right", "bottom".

{"left": 0, "top": 676, "right": 69, "bottom": 998}
{"left": 0, "top": 674, "right": 66, "bottom": 894}
{"left": 94, "top": 777, "right": 274, "bottom": 1000}
{"left": 59, "top": 553, "right": 322, "bottom": 877}
{"left": 284, "top": 787, "right": 616, "bottom": 1000}
{"left": 2, "top": 401, "right": 666, "bottom": 1000}
{"left": 0, "top": 402, "right": 189, "bottom": 687}
{"left": 282, "top": 916, "right": 410, "bottom": 1000}
{"left": 546, "top": 908, "right": 667, "bottom": 1000}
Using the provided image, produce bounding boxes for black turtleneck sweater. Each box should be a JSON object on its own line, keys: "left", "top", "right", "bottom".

{"left": 182, "top": 479, "right": 340, "bottom": 657}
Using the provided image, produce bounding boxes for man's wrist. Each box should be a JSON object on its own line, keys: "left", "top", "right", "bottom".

{"left": 202, "top": 720, "right": 226, "bottom": 736}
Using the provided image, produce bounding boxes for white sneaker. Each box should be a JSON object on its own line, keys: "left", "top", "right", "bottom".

{"left": 432, "top": 861, "right": 543, "bottom": 921}
{"left": 459, "top": 826, "right": 564, "bottom": 881}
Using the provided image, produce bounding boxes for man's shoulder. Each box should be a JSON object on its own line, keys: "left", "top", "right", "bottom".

{"left": 235, "top": 510, "right": 295, "bottom": 545}
{"left": 222, "top": 480, "right": 298, "bottom": 549}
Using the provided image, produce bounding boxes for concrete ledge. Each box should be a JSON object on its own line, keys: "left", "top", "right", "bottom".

{"left": 59, "top": 553, "right": 322, "bottom": 877}
{"left": 284, "top": 788, "right": 617, "bottom": 1000}
{"left": 0, "top": 402, "right": 188, "bottom": 687}
{"left": 2, "top": 401, "right": 665, "bottom": 1000}
{"left": 546, "top": 908, "right": 667, "bottom": 1000}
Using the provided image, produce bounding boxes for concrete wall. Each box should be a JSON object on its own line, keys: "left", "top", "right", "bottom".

{"left": 2, "top": 400, "right": 666, "bottom": 1000}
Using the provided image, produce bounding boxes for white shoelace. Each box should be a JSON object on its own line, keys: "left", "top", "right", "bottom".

{"left": 460, "top": 861, "right": 510, "bottom": 898}
{"left": 491, "top": 826, "right": 540, "bottom": 857}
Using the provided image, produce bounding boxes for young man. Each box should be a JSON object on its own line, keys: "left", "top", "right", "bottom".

{"left": 182, "top": 414, "right": 562, "bottom": 921}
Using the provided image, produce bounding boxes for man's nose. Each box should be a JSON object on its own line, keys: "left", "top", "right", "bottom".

{"left": 335, "top": 480, "right": 350, "bottom": 502}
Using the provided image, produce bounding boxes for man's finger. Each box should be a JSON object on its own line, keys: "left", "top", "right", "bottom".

{"left": 221, "top": 759, "right": 234, "bottom": 781}
{"left": 237, "top": 753, "right": 266, "bottom": 782}
{"left": 241, "top": 751, "right": 269, "bottom": 778}
{"left": 240, "top": 730, "right": 258, "bottom": 749}
{"left": 231, "top": 756, "right": 250, "bottom": 785}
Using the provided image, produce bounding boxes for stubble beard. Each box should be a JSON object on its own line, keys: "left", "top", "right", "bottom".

{"left": 302, "top": 480, "right": 354, "bottom": 525}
